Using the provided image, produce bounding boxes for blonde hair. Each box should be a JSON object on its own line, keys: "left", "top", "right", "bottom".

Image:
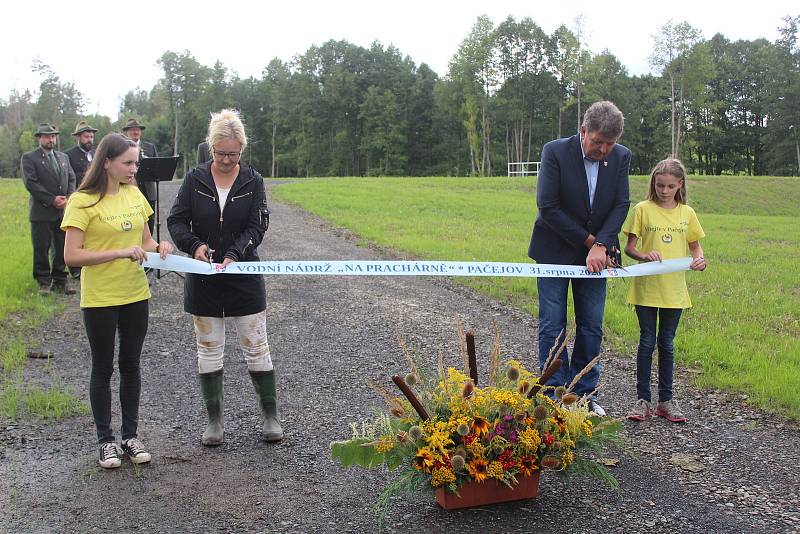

{"left": 206, "top": 109, "right": 247, "bottom": 154}
{"left": 647, "top": 158, "right": 688, "bottom": 204}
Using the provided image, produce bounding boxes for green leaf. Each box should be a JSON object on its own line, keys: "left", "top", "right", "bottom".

{"left": 330, "top": 438, "right": 386, "bottom": 469}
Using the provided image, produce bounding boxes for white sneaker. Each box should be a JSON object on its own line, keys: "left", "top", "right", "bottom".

{"left": 589, "top": 400, "right": 607, "bottom": 417}
{"left": 121, "top": 438, "right": 152, "bottom": 464}
{"left": 98, "top": 442, "right": 122, "bottom": 469}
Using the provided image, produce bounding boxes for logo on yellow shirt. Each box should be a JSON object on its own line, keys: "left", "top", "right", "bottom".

{"left": 662, "top": 233, "right": 673, "bottom": 244}
{"left": 121, "top": 220, "right": 132, "bottom": 232}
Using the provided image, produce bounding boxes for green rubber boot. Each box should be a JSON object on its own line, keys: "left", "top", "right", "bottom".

{"left": 249, "top": 370, "right": 284, "bottom": 442}
{"left": 198, "top": 370, "right": 224, "bottom": 446}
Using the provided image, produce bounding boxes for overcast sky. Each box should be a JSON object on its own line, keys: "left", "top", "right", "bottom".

{"left": 2, "top": 0, "right": 795, "bottom": 119}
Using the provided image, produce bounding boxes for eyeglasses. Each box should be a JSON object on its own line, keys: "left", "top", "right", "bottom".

{"left": 213, "top": 150, "right": 241, "bottom": 161}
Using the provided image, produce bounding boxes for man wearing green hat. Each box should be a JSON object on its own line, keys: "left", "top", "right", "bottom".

{"left": 20, "top": 123, "right": 77, "bottom": 295}
{"left": 121, "top": 117, "right": 158, "bottom": 233}
{"left": 65, "top": 120, "right": 98, "bottom": 188}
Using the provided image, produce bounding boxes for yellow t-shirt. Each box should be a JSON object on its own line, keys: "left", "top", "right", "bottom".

{"left": 61, "top": 185, "right": 153, "bottom": 308}
{"left": 622, "top": 200, "right": 705, "bottom": 309}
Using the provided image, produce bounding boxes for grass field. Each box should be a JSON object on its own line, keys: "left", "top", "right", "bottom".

{"left": 0, "top": 179, "right": 83, "bottom": 420}
{"left": 273, "top": 176, "right": 800, "bottom": 419}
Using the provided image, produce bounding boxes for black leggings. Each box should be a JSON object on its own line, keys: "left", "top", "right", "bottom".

{"left": 82, "top": 299, "right": 149, "bottom": 444}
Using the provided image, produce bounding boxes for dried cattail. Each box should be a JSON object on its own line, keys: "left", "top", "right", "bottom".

{"left": 391, "top": 375, "right": 429, "bottom": 420}
{"left": 466, "top": 332, "right": 478, "bottom": 386}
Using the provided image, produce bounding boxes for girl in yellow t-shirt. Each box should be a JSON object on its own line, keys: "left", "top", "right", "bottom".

{"left": 622, "top": 158, "right": 706, "bottom": 424}
{"left": 61, "top": 133, "right": 173, "bottom": 470}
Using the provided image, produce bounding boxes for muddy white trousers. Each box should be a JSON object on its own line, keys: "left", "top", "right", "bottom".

{"left": 192, "top": 310, "right": 273, "bottom": 374}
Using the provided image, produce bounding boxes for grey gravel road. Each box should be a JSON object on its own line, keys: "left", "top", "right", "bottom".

{"left": 1, "top": 180, "right": 798, "bottom": 534}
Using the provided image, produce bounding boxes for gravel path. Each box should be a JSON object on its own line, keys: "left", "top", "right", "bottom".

{"left": 1, "top": 180, "right": 798, "bottom": 533}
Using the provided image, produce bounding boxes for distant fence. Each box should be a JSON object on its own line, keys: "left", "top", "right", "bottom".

{"left": 508, "top": 161, "right": 540, "bottom": 176}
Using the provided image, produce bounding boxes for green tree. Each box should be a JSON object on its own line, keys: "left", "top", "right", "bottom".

{"left": 359, "top": 86, "right": 407, "bottom": 175}
{"left": 157, "top": 50, "right": 211, "bottom": 164}
{"left": 450, "top": 15, "right": 497, "bottom": 176}
{"left": 649, "top": 20, "right": 702, "bottom": 157}
{"left": 406, "top": 63, "right": 439, "bottom": 175}
{"left": 764, "top": 15, "right": 800, "bottom": 175}
{"left": 493, "top": 17, "right": 551, "bottom": 167}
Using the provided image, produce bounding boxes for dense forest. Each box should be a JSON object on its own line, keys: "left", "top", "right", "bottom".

{"left": 1, "top": 15, "right": 798, "bottom": 177}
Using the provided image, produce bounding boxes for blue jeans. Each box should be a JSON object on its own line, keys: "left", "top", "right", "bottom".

{"left": 634, "top": 305, "right": 683, "bottom": 403}
{"left": 537, "top": 277, "right": 606, "bottom": 397}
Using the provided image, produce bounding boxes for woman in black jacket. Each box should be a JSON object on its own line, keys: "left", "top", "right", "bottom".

{"left": 167, "top": 109, "right": 281, "bottom": 446}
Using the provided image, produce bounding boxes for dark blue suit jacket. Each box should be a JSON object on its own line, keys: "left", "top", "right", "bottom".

{"left": 528, "top": 134, "right": 630, "bottom": 265}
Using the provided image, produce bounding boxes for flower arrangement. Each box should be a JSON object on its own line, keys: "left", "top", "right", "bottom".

{"left": 331, "top": 327, "right": 621, "bottom": 515}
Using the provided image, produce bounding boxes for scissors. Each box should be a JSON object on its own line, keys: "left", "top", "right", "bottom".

{"left": 205, "top": 241, "right": 214, "bottom": 269}
{"left": 606, "top": 246, "right": 628, "bottom": 273}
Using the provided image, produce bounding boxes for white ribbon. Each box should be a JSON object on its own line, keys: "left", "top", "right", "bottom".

{"left": 143, "top": 253, "right": 691, "bottom": 279}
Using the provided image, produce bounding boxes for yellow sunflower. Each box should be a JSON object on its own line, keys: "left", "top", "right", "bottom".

{"left": 518, "top": 456, "right": 539, "bottom": 476}
{"left": 413, "top": 448, "right": 436, "bottom": 472}
{"left": 467, "top": 458, "right": 489, "bottom": 482}
{"left": 471, "top": 415, "right": 490, "bottom": 437}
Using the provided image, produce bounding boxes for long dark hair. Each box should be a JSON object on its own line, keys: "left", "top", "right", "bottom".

{"left": 78, "top": 133, "right": 137, "bottom": 207}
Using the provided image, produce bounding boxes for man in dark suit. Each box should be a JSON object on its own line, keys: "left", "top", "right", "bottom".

{"left": 528, "top": 101, "right": 630, "bottom": 416}
{"left": 21, "top": 123, "right": 77, "bottom": 295}
{"left": 122, "top": 117, "right": 158, "bottom": 232}
{"left": 197, "top": 141, "right": 210, "bottom": 165}
{"left": 65, "top": 120, "right": 98, "bottom": 188}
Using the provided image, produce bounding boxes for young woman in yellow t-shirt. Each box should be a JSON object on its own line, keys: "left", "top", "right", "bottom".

{"left": 62, "top": 133, "right": 173, "bottom": 469}
{"left": 622, "top": 158, "right": 706, "bottom": 424}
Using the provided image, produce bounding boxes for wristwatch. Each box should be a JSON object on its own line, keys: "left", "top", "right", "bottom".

{"left": 593, "top": 241, "right": 606, "bottom": 249}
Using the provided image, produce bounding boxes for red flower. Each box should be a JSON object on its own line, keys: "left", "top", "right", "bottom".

{"left": 544, "top": 433, "right": 555, "bottom": 445}
{"left": 498, "top": 450, "right": 516, "bottom": 470}
{"left": 433, "top": 456, "right": 452, "bottom": 470}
